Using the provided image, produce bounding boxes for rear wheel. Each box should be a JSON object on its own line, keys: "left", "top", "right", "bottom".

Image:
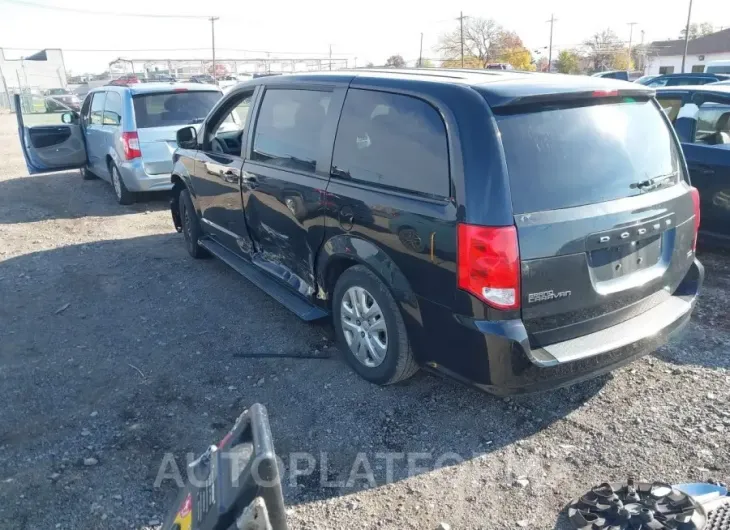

{"left": 179, "top": 189, "right": 209, "bottom": 259}
{"left": 110, "top": 163, "right": 134, "bottom": 205}
{"left": 332, "top": 265, "right": 418, "bottom": 385}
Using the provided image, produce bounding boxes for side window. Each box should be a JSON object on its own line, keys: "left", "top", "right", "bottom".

{"left": 656, "top": 97, "right": 684, "bottom": 123}
{"left": 207, "top": 92, "right": 254, "bottom": 156}
{"left": 103, "top": 92, "right": 122, "bottom": 126}
{"left": 648, "top": 77, "right": 669, "bottom": 87}
{"left": 90, "top": 92, "right": 106, "bottom": 125}
{"left": 331, "top": 89, "right": 449, "bottom": 197}
{"left": 251, "top": 89, "right": 331, "bottom": 172}
{"left": 694, "top": 101, "right": 730, "bottom": 145}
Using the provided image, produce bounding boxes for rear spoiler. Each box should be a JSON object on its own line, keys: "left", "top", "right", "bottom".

{"left": 490, "top": 88, "right": 656, "bottom": 109}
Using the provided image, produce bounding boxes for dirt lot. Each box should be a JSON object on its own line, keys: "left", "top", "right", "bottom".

{"left": 0, "top": 112, "right": 728, "bottom": 530}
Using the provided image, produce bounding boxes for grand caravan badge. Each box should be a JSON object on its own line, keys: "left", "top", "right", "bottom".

{"left": 528, "top": 290, "right": 572, "bottom": 304}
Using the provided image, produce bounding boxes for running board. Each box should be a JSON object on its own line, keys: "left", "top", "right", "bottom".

{"left": 198, "top": 238, "right": 329, "bottom": 321}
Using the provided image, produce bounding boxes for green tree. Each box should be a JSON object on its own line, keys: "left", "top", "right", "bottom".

{"left": 385, "top": 55, "right": 406, "bottom": 68}
{"left": 556, "top": 50, "right": 581, "bottom": 74}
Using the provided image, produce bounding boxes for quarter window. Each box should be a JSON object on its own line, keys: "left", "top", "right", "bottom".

{"left": 331, "top": 89, "right": 449, "bottom": 197}
{"left": 90, "top": 92, "right": 106, "bottom": 125}
{"left": 251, "top": 89, "right": 331, "bottom": 173}
{"left": 694, "top": 100, "right": 730, "bottom": 145}
{"left": 103, "top": 92, "right": 122, "bottom": 126}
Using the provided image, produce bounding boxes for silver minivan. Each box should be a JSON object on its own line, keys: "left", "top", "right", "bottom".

{"left": 15, "top": 83, "right": 226, "bottom": 204}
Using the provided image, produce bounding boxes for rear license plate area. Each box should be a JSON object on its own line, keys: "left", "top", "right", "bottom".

{"left": 588, "top": 234, "right": 662, "bottom": 281}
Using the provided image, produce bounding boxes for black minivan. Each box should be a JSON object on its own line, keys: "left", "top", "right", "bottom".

{"left": 170, "top": 69, "right": 703, "bottom": 395}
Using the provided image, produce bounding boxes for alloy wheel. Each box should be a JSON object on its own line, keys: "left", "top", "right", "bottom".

{"left": 341, "top": 286, "right": 388, "bottom": 368}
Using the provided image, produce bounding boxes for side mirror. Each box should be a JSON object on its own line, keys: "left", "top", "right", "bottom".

{"left": 176, "top": 126, "right": 198, "bottom": 149}
{"left": 61, "top": 112, "right": 77, "bottom": 124}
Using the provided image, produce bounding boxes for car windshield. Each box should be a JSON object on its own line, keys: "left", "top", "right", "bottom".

{"left": 132, "top": 90, "right": 222, "bottom": 128}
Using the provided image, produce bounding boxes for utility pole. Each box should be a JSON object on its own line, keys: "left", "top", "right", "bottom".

{"left": 329, "top": 44, "right": 332, "bottom": 71}
{"left": 419, "top": 32, "right": 424, "bottom": 67}
{"left": 209, "top": 16, "right": 219, "bottom": 82}
{"left": 457, "top": 12, "right": 469, "bottom": 67}
{"left": 627, "top": 22, "right": 638, "bottom": 69}
{"left": 681, "top": 0, "right": 693, "bottom": 73}
{"left": 640, "top": 29, "right": 646, "bottom": 72}
{"left": 546, "top": 14, "right": 556, "bottom": 73}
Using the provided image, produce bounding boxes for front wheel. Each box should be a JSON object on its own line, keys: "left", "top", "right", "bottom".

{"left": 179, "top": 189, "right": 209, "bottom": 259}
{"left": 332, "top": 265, "right": 418, "bottom": 385}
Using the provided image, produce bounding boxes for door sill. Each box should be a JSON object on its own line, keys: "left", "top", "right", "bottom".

{"left": 198, "top": 237, "right": 329, "bottom": 321}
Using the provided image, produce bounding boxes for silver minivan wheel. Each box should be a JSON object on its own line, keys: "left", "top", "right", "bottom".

{"left": 109, "top": 163, "right": 133, "bottom": 205}
{"left": 341, "top": 286, "right": 388, "bottom": 368}
{"left": 112, "top": 166, "right": 122, "bottom": 200}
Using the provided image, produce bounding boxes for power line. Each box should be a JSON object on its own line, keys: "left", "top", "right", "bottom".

{"left": 0, "top": 0, "right": 214, "bottom": 18}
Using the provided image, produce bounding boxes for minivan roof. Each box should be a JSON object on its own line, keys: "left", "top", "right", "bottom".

{"left": 92, "top": 83, "right": 221, "bottom": 95}
{"left": 260, "top": 69, "right": 653, "bottom": 108}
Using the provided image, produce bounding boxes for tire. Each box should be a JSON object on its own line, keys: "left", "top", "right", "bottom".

{"left": 109, "top": 162, "right": 134, "bottom": 205}
{"left": 179, "top": 189, "right": 209, "bottom": 259}
{"left": 332, "top": 265, "right": 418, "bottom": 385}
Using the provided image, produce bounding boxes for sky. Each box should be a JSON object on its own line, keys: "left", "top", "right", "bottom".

{"left": 1, "top": 0, "right": 729, "bottom": 74}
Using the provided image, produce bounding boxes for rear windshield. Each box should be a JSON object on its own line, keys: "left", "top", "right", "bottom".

{"left": 132, "top": 91, "right": 221, "bottom": 128}
{"left": 495, "top": 98, "right": 683, "bottom": 214}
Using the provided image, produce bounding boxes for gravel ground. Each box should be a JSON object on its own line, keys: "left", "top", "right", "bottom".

{"left": 0, "top": 112, "right": 728, "bottom": 530}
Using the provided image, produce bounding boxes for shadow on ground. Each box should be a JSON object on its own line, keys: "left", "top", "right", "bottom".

{"left": 0, "top": 171, "right": 170, "bottom": 224}
{"left": 0, "top": 234, "right": 608, "bottom": 528}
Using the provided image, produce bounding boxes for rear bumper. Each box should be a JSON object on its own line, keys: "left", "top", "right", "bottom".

{"left": 427, "top": 258, "right": 704, "bottom": 395}
{"left": 118, "top": 160, "right": 174, "bottom": 192}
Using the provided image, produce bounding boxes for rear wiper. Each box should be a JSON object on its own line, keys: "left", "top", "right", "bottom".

{"left": 630, "top": 172, "right": 678, "bottom": 192}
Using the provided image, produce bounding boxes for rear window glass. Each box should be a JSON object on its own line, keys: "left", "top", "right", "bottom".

{"left": 132, "top": 91, "right": 221, "bottom": 128}
{"left": 496, "top": 99, "right": 683, "bottom": 214}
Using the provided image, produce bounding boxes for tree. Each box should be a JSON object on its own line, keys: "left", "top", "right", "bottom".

{"left": 556, "top": 50, "right": 581, "bottom": 74}
{"left": 680, "top": 22, "right": 714, "bottom": 40}
{"left": 438, "top": 17, "right": 504, "bottom": 67}
{"left": 385, "top": 55, "right": 406, "bottom": 68}
{"left": 535, "top": 56, "right": 549, "bottom": 72}
{"left": 611, "top": 49, "right": 634, "bottom": 71}
{"left": 584, "top": 29, "right": 622, "bottom": 72}
{"left": 441, "top": 55, "right": 484, "bottom": 68}
{"left": 365, "top": 62, "right": 374, "bottom": 68}
{"left": 496, "top": 31, "right": 535, "bottom": 70}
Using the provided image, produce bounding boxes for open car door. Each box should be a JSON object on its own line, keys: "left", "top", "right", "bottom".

{"left": 14, "top": 94, "right": 86, "bottom": 174}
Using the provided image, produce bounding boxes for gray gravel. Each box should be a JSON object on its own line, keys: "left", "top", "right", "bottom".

{"left": 0, "top": 113, "right": 728, "bottom": 530}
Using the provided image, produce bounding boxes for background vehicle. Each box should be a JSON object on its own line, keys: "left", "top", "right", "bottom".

{"left": 705, "top": 60, "right": 730, "bottom": 74}
{"left": 145, "top": 74, "right": 177, "bottom": 83}
{"left": 219, "top": 74, "right": 254, "bottom": 91}
{"left": 486, "top": 63, "right": 514, "bottom": 71}
{"left": 592, "top": 70, "right": 629, "bottom": 81}
{"left": 644, "top": 73, "right": 730, "bottom": 87}
{"left": 161, "top": 70, "right": 703, "bottom": 395}
{"left": 108, "top": 74, "right": 140, "bottom": 86}
{"left": 189, "top": 74, "right": 217, "bottom": 84}
{"left": 14, "top": 83, "right": 226, "bottom": 204}
{"left": 635, "top": 74, "right": 660, "bottom": 85}
{"left": 44, "top": 87, "right": 81, "bottom": 111}
{"left": 656, "top": 85, "right": 730, "bottom": 245}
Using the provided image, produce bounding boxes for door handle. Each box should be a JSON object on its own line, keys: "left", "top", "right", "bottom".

{"left": 221, "top": 168, "right": 240, "bottom": 183}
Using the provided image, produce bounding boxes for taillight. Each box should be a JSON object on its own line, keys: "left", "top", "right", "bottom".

{"left": 457, "top": 224, "right": 520, "bottom": 310}
{"left": 690, "top": 186, "right": 700, "bottom": 251}
{"left": 121, "top": 131, "right": 141, "bottom": 160}
{"left": 592, "top": 89, "right": 619, "bottom": 97}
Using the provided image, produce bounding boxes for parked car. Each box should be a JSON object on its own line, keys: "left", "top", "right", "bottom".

{"left": 656, "top": 85, "right": 730, "bottom": 245}
{"left": 635, "top": 74, "right": 660, "bottom": 85}
{"left": 486, "top": 63, "right": 514, "bottom": 71}
{"left": 14, "top": 83, "right": 228, "bottom": 204}
{"left": 644, "top": 73, "right": 730, "bottom": 87}
{"left": 189, "top": 74, "right": 217, "bottom": 84}
{"left": 145, "top": 74, "right": 177, "bottom": 83}
{"left": 592, "top": 70, "right": 630, "bottom": 81}
{"left": 160, "top": 70, "right": 703, "bottom": 394}
{"left": 108, "top": 74, "right": 141, "bottom": 86}
{"left": 218, "top": 74, "right": 253, "bottom": 91}
{"left": 44, "top": 87, "right": 81, "bottom": 112}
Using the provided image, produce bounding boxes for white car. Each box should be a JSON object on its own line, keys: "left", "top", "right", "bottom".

{"left": 218, "top": 74, "right": 253, "bottom": 91}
